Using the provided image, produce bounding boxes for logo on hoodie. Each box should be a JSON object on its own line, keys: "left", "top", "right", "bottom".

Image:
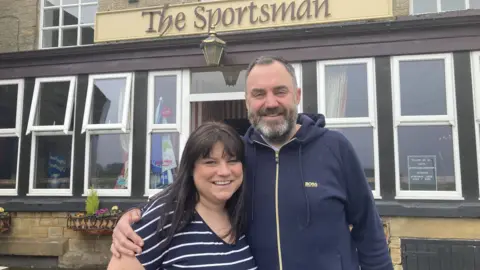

{"left": 304, "top": 182, "right": 318, "bottom": 188}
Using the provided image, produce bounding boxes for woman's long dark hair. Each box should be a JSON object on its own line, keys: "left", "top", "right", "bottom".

{"left": 145, "top": 121, "right": 246, "bottom": 249}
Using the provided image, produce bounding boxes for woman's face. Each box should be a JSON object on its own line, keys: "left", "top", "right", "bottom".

{"left": 193, "top": 142, "right": 243, "bottom": 206}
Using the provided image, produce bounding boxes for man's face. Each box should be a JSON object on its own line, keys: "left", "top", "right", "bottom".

{"left": 245, "top": 60, "right": 301, "bottom": 144}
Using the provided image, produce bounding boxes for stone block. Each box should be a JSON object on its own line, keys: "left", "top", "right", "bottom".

{"left": 48, "top": 227, "right": 64, "bottom": 238}
{"left": 95, "top": 239, "right": 113, "bottom": 253}
{"left": 51, "top": 212, "right": 68, "bottom": 218}
{"left": 390, "top": 248, "right": 402, "bottom": 265}
{"left": 31, "top": 226, "right": 49, "bottom": 237}
{"left": 0, "top": 237, "right": 68, "bottom": 256}
{"left": 39, "top": 218, "right": 56, "bottom": 226}
{"left": 69, "top": 239, "right": 96, "bottom": 252}
{"left": 59, "top": 251, "right": 110, "bottom": 268}
{"left": 394, "top": 265, "right": 403, "bottom": 270}
{"left": 389, "top": 217, "right": 480, "bottom": 239}
{"left": 63, "top": 228, "right": 81, "bottom": 239}
{"left": 389, "top": 237, "right": 401, "bottom": 249}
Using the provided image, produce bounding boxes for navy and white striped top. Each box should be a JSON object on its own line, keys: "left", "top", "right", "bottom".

{"left": 132, "top": 197, "right": 257, "bottom": 270}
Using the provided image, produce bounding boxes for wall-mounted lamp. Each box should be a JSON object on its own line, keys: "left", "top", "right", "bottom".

{"left": 200, "top": 26, "right": 226, "bottom": 67}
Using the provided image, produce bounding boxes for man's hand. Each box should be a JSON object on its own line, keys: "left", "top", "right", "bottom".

{"left": 111, "top": 208, "right": 143, "bottom": 258}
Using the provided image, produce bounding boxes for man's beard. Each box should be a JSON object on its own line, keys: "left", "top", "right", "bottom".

{"left": 248, "top": 105, "right": 297, "bottom": 145}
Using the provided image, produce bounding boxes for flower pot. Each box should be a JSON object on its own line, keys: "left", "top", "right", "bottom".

{"left": 0, "top": 213, "right": 11, "bottom": 233}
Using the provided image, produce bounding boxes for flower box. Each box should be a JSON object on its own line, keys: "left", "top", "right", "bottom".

{"left": 67, "top": 208, "right": 123, "bottom": 236}
{"left": 0, "top": 208, "right": 11, "bottom": 233}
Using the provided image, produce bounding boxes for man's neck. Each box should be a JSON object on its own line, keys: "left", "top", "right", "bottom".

{"left": 262, "top": 124, "right": 301, "bottom": 149}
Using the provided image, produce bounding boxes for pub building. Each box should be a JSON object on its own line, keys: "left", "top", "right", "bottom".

{"left": 1, "top": 0, "right": 480, "bottom": 268}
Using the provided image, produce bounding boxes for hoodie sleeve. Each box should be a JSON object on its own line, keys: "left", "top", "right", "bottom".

{"left": 340, "top": 137, "right": 393, "bottom": 270}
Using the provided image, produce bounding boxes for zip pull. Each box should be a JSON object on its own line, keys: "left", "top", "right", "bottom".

{"left": 275, "top": 152, "right": 279, "bottom": 163}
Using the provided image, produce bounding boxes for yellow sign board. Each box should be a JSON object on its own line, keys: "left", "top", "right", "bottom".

{"left": 95, "top": 0, "right": 393, "bottom": 43}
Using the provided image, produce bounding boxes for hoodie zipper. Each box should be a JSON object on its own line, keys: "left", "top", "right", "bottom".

{"left": 254, "top": 138, "right": 295, "bottom": 270}
{"left": 274, "top": 151, "right": 283, "bottom": 270}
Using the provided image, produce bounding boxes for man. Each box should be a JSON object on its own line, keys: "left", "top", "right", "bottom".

{"left": 110, "top": 56, "right": 393, "bottom": 270}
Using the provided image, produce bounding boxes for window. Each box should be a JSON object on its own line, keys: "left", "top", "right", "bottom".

{"left": 391, "top": 54, "right": 461, "bottom": 200}
{"left": 82, "top": 73, "right": 133, "bottom": 196}
{"left": 411, "top": 0, "right": 480, "bottom": 15}
{"left": 317, "top": 58, "right": 380, "bottom": 198}
{"left": 0, "top": 80, "right": 24, "bottom": 196}
{"left": 40, "top": 0, "right": 98, "bottom": 49}
{"left": 145, "top": 71, "right": 184, "bottom": 196}
{"left": 26, "top": 76, "right": 76, "bottom": 196}
{"left": 470, "top": 51, "right": 480, "bottom": 199}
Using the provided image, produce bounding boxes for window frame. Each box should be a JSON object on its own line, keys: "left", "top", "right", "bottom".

{"left": 82, "top": 72, "right": 134, "bottom": 197}
{"left": 316, "top": 58, "right": 380, "bottom": 199}
{"left": 39, "top": 0, "right": 98, "bottom": 49}
{"left": 27, "top": 76, "right": 76, "bottom": 135}
{"left": 470, "top": 51, "right": 480, "bottom": 200}
{"left": 410, "top": 0, "right": 474, "bottom": 15}
{"left": 145, "top": 70, "right": 184, "bottom": 197}
{"left": 391, "top": 53, "right": 462, "bottom": 200}
{"left": 26, "top": 76, "right": 77, "bottom": 196}
{"left": 0, "top": 79, "right": 24, "bottom": 196}
{"left": 82, "top": 73, "right": 133, "bottom": 133}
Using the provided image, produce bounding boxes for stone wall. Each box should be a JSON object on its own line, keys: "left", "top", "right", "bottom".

{"left": 0, "top": 0, "right": 39, "bottom": 53}
{"left": 0, "top": 212, "right": 111, "bottom": 269}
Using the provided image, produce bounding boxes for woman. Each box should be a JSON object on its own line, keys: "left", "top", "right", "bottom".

{"left": 108, "top": 122, "right": 257, "bottom": 270}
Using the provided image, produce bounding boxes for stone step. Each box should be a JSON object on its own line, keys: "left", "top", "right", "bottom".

{"left": 0, "top": 237, "right": 68, "bottom": 256}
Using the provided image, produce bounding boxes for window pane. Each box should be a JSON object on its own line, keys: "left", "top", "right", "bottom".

{"left": 325, "top": 63, "right": 369, "bottom": 118}
{"left": 63, "top": 0, "right": 79, "bottom": 4}
{"left": 43, "top": 8, "right": 60, "bottom": 27}
{"left": 33, "top": 136, "right": 72, "bottom": 189}
{"left": 89, "top": 134, "right": 129, "bottom": 189}
{"left": 191, "top": 68, "right": 246, "bottom": 94}
{"left": 90, "top": 78, "right": 127, "bottom": 125}
{"left": 36, "top": 81, "right": 71, "bottom": 126}
{"left": 153, "top": 76, "right": 177, "bottom": 125}
{"left": 63, "top": 7, "right": 78, "bottom": 25}
{"left": 471, "top": 0, "right": 480, "bottom": 9}
{"left": 412, "top": 0, "right": 437, "bottom": 13}
{"left": 399, "top": 59, "right": 447, "bottom": 116}
{"left": 0, "top": 137, "right": 18, "bottom": 189}
{"left": 331, "top": 127, "right": 375, "bottom": 190}
{"left": 62, "top": 28, "right": 78, "bottom": 46}
{"left": 80, "top": 26, "right": 94, "bottom": 45}
{"left": 441, "top": 0, "right": 465, "bottom": 11}
{"left": 42, "top": 29, "right": 59, "bottom": 48}
{"left": 81, "top": 5, "right": 97, "bottom": 24}
{"left": 81, "top": 0, "right": 97, "bottom": 3}
{"left": 0, "top": 84, "right": 18, "bottom": 129}
{"left": 44, "top": 0, "right": 60, "bottom": 7}
{"left": 398, "top": 125, "right": 455, "bottom": 191}
{"left": 149, "top": 133, "right": 179, "bottom": 189}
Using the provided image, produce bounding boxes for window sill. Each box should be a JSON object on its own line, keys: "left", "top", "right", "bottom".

{"left": 27, "top": 191, "right": 73, "bottom": 197}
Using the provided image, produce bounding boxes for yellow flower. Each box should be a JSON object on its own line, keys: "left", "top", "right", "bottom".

{"left": 111, "top": 206, "right": 118, "bottom": 211}
{"left": 0, "top": 207, "right": 4, "bottom": 213}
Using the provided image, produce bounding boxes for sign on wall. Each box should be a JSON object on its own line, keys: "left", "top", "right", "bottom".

{"left": 94, "top": 0, "right": 393, "bottom": 42}
{"left": 407, "top": 155, "right": 437, "bottom": 190}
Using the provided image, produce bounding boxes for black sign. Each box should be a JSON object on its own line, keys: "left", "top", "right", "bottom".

{"left": 407, "top": 155, "right": 437, "bottom": 186}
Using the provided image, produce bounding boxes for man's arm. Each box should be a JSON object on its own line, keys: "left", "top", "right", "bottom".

{"left": 341, "top": 137, "right": 393, "bottom": 270}
{"left": 111, "top": 208, "right": 144, "bottom": 258}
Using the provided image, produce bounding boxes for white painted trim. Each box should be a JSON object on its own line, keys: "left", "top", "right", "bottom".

{"left": 0, "top": 79, "right": 24, "bottom": 196}
{"left": 470, "top": 51, "right": 480, "bottom": 200}
{"left": 292, "top": 63, "right": 304, "bottom": 113}
{"left": 144, "top": 69, "right": 186, "bottom": 196}
{"left": 26, "top": 76, "right": 76, "bottom": 135}
{"left": 27, "top": 132, "right": 74, "bottom": 196}
{"left": 83, "top": 73, "right": 134, "bottom": 197}
{"left": 82, "top": 73, "right": 133, "bottom": 133}
{"left": 189, "top": 92, "right": 245, "bottom": 102}
{"left": 316, "top": 58, "right": 380, "bottom": 197}
{"left": 410, "top": 0, "right": 470, "bottom": 15}
{"left": 391, "top": 53, "right": 463, "bottom": 200}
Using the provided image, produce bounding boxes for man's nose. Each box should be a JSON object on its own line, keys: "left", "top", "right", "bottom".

{"left": 264, "top": 92, "right": 279, "bottom": 108}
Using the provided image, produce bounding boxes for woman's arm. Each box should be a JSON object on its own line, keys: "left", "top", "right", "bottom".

{"left": 108, "top": 252, "right": 145, "bottom": 270}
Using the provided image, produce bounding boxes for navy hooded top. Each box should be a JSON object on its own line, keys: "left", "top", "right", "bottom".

{"left": 243, "top": 113, "right": 393, "bottom": 270}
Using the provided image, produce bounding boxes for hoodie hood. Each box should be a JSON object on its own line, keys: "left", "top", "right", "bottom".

{"left": 244, "top": 113, "right": 327, "bottom": 145}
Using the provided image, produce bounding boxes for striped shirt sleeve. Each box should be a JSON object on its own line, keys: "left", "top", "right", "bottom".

{"left": 131, "top": 197, "right": 168, "bottom": 270}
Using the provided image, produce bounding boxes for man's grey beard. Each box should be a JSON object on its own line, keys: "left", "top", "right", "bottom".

{"left": 248, "top": 106, "right": 297, "bottom": 145}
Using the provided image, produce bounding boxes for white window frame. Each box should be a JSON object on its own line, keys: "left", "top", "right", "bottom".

{"left": 27, "top": 76, "right": 77, "bottom": 196}
{"left": 410, "top": 0, "right": 474, "bottom": 15}
{"left": 0, "top": 79, "right": 24, "bottom": 196}
{"left": 39, "top": 0, "right": 98, "bottom": 49}
{"left": 145, "top": 70, "right": 188, "bottom": 197}
{"left": 82, "top": 72, "right": 134, "bottom": 197}
{"left": 27, "top": 76, "right": 76, "bottom": 135}
{"left": 470, "top": 51, "right": 480, "bottom": 200}
{"left": 391, "top": 53, "right": 462, "bottom": 200}
{"left": 317, "top": 58, "right": 380, "bottom": 199}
